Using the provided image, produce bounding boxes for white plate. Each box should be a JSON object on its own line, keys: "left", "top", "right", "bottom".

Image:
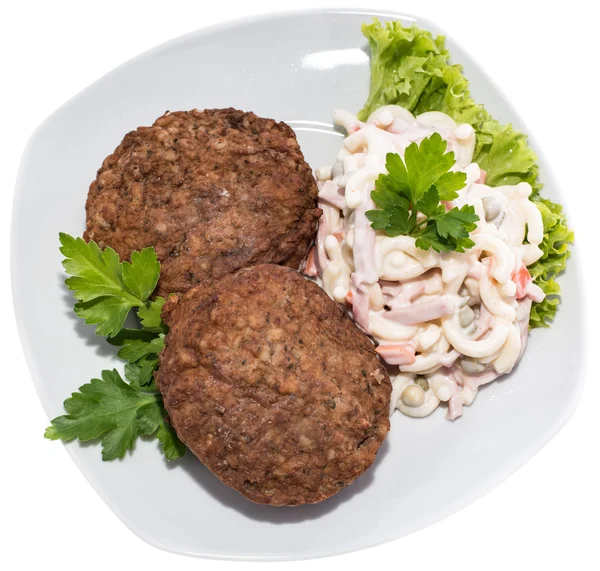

{"left": 12, "top": 8, "right": 584, "bottom": 561}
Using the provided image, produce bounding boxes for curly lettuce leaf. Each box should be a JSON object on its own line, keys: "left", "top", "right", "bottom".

{"left": 475, "top": 122, "right": 540, "bottom": 191}
{"left": 358, "top": 21, "right": 484, "bottom": 126}
{"left": 358, "top": 18, "right": 573, "bottom": 327}
{"left": 528, "top": 198, "right": 574, "bottom": 326}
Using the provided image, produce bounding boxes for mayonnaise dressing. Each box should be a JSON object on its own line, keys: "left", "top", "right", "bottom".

{"left": 310, "top": 106, "right": 545, "bottom": 420}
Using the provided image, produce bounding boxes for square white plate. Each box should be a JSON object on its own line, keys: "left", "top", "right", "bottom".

{"left": 12, "top": 8, "right": 583, "bottom": 561}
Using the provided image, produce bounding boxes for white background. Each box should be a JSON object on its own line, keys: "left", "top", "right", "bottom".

{"left": 2, "top": 1, "right": 598, "bottom": 569}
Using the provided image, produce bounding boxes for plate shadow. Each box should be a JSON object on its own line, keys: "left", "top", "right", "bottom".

{"left": 170, "top": 438, "right": 390, "bottom": 524}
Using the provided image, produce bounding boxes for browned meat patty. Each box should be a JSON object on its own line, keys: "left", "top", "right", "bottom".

{"left": 156, "top": 264, "right": 391, "bottom": 506}
{"left": 84, "top": 108, "right": 320, "bottom": 297}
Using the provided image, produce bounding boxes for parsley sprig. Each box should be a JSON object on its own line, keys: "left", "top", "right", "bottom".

{"left": 44, "top": 370, "right": 185, "bottom": 461}
{"left": 60, "top": 233, "right": 160, "bottom": 337}
{"left": 365, "top": 133, "right": 479, "bottom": 252}
{"left": 46, "top": 235, "right": 185, "bottom": 461}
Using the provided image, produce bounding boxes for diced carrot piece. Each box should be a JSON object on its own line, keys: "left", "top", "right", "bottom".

{"left": 512, "top": 263, "right": 532, "bottom": 299}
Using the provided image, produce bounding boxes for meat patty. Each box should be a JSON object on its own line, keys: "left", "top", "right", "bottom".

{"left": 156, "top": 264, "right": 391, "bottom": 506}
{"left": 84, "top": 108, "right": 321, "bottom": 297}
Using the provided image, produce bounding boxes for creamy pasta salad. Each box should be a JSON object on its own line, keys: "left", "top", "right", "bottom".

{"left": 304, "top": 105, "right": 546, "bottom": 420}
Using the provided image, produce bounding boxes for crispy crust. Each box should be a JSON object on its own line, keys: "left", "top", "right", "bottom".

{"left": 156, "top": 265, "right": 391, "bottom": 506}
{"left": 84, "top": 108, "right": 320, "bottom": 297}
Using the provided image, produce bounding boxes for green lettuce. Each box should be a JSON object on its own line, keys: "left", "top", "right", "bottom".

{"left": 358, "top": 19, "right": 573, "bottom": 327}
{"left": 527, "top": 198, "right": 574, "bottom": 327}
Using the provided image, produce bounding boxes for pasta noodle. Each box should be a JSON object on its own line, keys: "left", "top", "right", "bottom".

{"left": 311, "top": 106, "right": 545, "bottom": 420}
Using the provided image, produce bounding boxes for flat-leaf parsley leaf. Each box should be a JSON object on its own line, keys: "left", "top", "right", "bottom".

{"left": 48, "top": 234, "right": 185, "bottom": 461}
{"left": 365, "top": 133, "right": 478, "bottom": 252}
{"left": 44, "top": 369, "right": 184, "bottom": 461}
{"left": 59, "top": 233, "right": 160, "bottom": 337}
{"left": 137, "top": 297, "right": 168, "bottom": 333}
